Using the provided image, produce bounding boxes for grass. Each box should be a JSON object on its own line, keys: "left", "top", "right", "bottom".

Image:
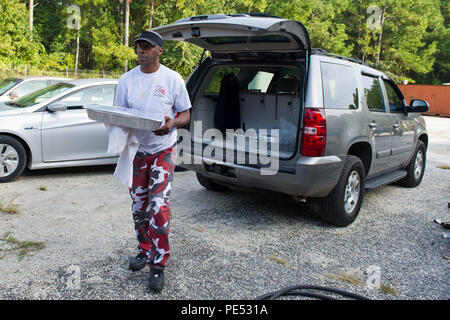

{"left": 326, "top": 272, "right": 365, "bottom": 286}
{"left": 267, "top": 254, "right": 287, "bottom": 265}
{"left": 38, "top": 186, "right": 47, "bottom": 191}
{"left": 438, "top": 165, "right": 450, "bottom": 170}
{"left": 326, "top": 271, "right": 398, "bottom": 296}
{"left": 0, "top": 198, "right": 20, "bottom": 214}
{"left": 380, "top": 282, "right": 398, "bottom": 296}
{"left": 0, "top": 231, "right": 45, "bottom": 261}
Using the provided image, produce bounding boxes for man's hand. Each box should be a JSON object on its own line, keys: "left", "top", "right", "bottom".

{"left": 153, "top": 116, "right": 175, "bottom": 136}
{"left": 152, "top": 109, "right": 190, "bottom": 136}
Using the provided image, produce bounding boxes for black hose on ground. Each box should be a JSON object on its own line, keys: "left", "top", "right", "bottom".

{"left": 255, "top": 284, "right": 371, "bottom": 300}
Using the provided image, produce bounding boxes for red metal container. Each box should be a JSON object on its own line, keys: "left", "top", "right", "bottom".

{"left": 398, "top": 84, "right": 450, "bottom": 117}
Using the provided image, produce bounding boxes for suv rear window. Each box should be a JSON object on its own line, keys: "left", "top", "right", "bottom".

{"left": 321, "top": 62, "right": 358, "bottom": 110}
{"left": 204, "top": 35, "right": 291, "bottom": 45}
{"left": 205, "top": 67, "right": 240, "bottom": 94}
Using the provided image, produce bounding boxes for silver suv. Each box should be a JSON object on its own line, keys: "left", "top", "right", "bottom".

{"left": 154, "top": 14, "right": 429, "bottom": 226}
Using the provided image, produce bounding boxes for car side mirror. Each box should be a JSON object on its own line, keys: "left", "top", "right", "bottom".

{"left": 47, "top": 102, "right": 68, "bottom": 112}
{"left": 8, "top": 91, "right": 18, "bottom": 99}
{"left": 407, "top": 99, "right": 429, "bottom": 113}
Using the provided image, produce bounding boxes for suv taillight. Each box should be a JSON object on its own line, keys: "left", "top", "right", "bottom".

{"left": 301, "top": 108, "right": 326, "bottom": 157}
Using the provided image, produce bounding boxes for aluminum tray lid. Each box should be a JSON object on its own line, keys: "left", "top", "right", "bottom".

{"left": 84, "top": 104, "right": 165, "bottom": 122}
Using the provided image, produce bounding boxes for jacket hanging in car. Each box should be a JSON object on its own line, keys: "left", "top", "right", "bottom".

{"left": 214, "top": 73, "right": 241, "bottom": 133}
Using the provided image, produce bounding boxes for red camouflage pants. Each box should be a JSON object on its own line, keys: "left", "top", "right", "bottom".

{"left": 129, "top": 147, "right": 175, "bottom": 268}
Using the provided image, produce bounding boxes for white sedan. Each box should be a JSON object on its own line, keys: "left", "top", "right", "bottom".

{"left": 0, "top": 78, "right": 119, "bottom": 182}
{"left": 0, "top": 76, "right": 70, "bottom": 102}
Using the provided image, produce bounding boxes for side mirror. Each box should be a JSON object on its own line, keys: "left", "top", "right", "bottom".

{"left": 8, "top": 91, "right": 18, "bottom": 99}
{"left": 47, "top": 102, "right": 68, "bottom": 112}
{"left": 407, "top": 99, "right": 429, "bottom": 113}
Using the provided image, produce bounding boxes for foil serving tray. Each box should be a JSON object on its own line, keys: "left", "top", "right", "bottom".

{"left": 85, "top": 104, "right": 163, "bottom": 130}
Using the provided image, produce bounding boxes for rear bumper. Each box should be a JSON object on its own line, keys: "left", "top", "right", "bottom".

{"left": 181, "top": 154, "right": 344, "bottom": 197}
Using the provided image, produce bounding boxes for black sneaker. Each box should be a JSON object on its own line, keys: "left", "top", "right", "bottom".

{"left": 129, "top": 253, "right": 147, "bottom": 271}
{"left": 148, "top": 267, "right": 164, "bottom": 293}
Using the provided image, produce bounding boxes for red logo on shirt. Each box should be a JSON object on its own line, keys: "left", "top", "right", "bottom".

{"left": 154, "top": 85, "right": 166, "bottom": 97}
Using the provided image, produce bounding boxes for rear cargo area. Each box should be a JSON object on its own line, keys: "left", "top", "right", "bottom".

{"left": 190, "top": 63, "right": 304, "bottom": 164}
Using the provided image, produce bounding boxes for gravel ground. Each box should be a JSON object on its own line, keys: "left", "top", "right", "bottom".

{"left": 0, "top": 115, "right": 448, "bottom": 300}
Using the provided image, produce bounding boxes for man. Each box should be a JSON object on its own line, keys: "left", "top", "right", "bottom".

{"left": 113, "top": 30, "right": 191, "bottom": 293}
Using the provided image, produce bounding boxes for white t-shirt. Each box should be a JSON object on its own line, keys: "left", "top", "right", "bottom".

{"left": 114, "top": 64, "right": 191, "bottom": 154}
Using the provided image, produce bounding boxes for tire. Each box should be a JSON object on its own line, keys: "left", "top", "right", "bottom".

{"left": 398, "top": 140, "right": 426, "bottom": 187}
{"left": 196, "top": 172, "right": 229, "bottom": 191}
{"left": 0, "top": 135, "right": 27, "bottom": 183}
{"left": 319, "top": 155, "right": 365, "bottom": 227}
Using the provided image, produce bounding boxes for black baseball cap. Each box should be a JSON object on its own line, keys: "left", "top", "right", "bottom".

{"left": 134, "top": 30, "right": 163, "bottom": 47}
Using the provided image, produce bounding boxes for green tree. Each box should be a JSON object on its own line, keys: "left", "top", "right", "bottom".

{"left": 0, "top": 0, "right": 446, "bottom": 84}
{"left": 265, "top": 0, "right": 354, "bottom": 56}
{"left": 418, "top": 0, "right": 449, "bottom": 84}
{"left": 0, "top": 0, "right": 41, "bottom": 68}
{"left": 342, "top": 0, "right": 443, "bottom": 83}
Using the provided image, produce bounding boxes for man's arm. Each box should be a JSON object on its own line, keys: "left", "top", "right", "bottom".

{"left": 153, "top": 109, "right": 190, "bottom": 136}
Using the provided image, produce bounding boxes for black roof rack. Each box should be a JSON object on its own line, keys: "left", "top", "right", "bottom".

{"left": 238, "top": 13, "right": 282, "bottom": 18}
{"left": 311, "top": 48, "right": 367, "bottom": 66}
{"left": 178, "top": 13, "right": 282, "bottom": 23}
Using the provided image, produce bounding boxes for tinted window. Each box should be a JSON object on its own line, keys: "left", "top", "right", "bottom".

{"left": 321, "top": 62, "right": 358, "bottom": 110}
{"left": 362, "top": 76, "right": 385, "bottom": 112}
{"left": 275, "top": 75, "right": 301, "bottom": 96}
{"left": 205, "top": 35, "right": 290, "bottom": 45}
{"left": 205, "top": 37, "right": 247, "bottom": 45}
{"left": 205, "top": 67, "right": 240, "bottom": 94}
{"left": 383, "top": 80, "right": 404, "bottom": 113}
{"left": 250, "top": 35, "right": 291, "bottom": 43}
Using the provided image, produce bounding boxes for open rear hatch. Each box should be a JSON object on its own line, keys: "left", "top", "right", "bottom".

{"left": 152, "top": 14, "right": 310, "bottom": 59}
{"left": 153, "top": 14, "right": 310, "bottom": 172}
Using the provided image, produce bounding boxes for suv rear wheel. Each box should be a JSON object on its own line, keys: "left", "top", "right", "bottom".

{"left": 319, "top": 155, "right": 365, "bottom": 227}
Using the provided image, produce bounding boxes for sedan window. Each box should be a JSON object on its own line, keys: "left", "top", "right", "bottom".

{"left": 0, "top": 78, "right": 21, "bottom": 96}
{"left": 11, "top": 83, "right": 74, "bottom": 108}
{"left": 14, "top": 80, "right": 51, "bottom": 97}
{"left": 58, "top": 85, "right": 116, "bottom": 109}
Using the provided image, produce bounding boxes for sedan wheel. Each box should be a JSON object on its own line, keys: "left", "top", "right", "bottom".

{"left": 0, "top": 136, "right": 27, "bottom": 183}
{"left": 0, "top": 144, "right": 20, "bottom": 177}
